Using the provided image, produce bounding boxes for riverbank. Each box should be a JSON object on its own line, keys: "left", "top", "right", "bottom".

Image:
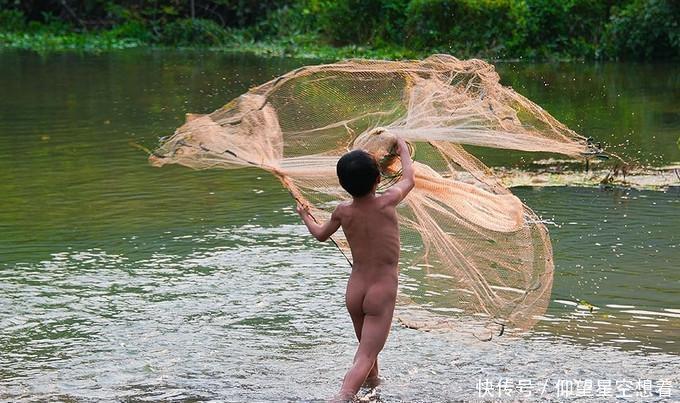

{"left": 499, "top": 165, "right": 680, "bottom": 191}
{"left": 1, "top": 0, "right": 678, "bottom": 61}
{"left": 0, "top": 30, "right": 423, "bottom": 60}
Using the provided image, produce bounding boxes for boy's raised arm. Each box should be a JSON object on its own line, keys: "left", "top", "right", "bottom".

{"left": 383, "top": 138, "right": 415, "bottom": 205}
{"left": 297, "top": 204, "right": 341, "bottom": 242}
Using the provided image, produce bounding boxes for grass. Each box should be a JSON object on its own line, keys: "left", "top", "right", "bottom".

{"left": 0, "top": 31, "right": 144, "bottom": 52}
{"left": 0, "top": 29, "right": 487, "bottom": 60}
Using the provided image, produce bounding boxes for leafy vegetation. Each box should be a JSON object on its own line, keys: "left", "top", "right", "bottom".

{"left": 0, "top": 0, "right": 678, "bottom": 60}
{"left": 604, "top": 0, "right": 680, "bottom": 59}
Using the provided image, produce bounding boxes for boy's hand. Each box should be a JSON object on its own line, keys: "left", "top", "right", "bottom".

{"left": 396, "top": 137, "right": 409, "bottom": 156}
{"left": 296, "top": 203, "right": 309, "bottom": 217}
{"left": 382, "top": 136, "right": 415, "bottom": 205}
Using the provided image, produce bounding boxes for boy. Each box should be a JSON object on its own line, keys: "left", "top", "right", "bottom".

{"left": 296, "top": 137, "right": 415, "bottom": 401}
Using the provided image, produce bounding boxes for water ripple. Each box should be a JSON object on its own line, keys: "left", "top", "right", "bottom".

{"left": 1, "top": 225, "right": 679, "bottom": 401}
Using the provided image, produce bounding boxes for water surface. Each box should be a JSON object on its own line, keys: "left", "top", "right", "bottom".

{"left": 1, "top": 50, "right": 678, "bottom": 401}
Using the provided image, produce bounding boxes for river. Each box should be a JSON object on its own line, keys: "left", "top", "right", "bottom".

{"left": 0, "top": 50, "right": 678, "bottom": 401}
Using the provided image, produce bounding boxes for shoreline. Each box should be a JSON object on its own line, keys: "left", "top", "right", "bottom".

{"left": 499, "top": 166, "right": 680, "bottom": 191}
{"left": 0, "top": 31, "right": 643, "bottom": 62}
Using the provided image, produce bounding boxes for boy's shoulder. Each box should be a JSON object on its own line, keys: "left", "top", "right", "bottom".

{"left": 332, "top": 200, "right": 351, "bottom": 217}
{"left": 336, "top": 200, "right": 353, "bottom": 210}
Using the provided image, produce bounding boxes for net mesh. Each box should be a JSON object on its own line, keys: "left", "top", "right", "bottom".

{"left": 150, "top": 54, "right": 594, "bottom": 331}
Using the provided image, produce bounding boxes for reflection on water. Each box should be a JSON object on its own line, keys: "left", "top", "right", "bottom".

{"left": 1, "top": 50, "right": 679, "bottom": 400}
{"left": 395, "top": 186, "right": 679, "bottom": 353}
{"left": 517, "top": 186, "right": 680, "bottom": 355}
{"left": 1, "top": 223, "right": 679, "bottom": 401}
{"left": 494, "top": 62, "right": 680, "bottom": 167}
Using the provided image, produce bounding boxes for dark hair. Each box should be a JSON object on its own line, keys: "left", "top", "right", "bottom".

{"left": 336, "top": 150, "right": 380, "bottom": 197}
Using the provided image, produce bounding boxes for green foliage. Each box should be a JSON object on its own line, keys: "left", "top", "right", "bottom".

{"left": 106, "top": 20, "right": 154, "bottom": 42}
{"left": 517, "top": 0, "right": 612, "bottom": 59}
{"left": 405, "top": 0, "right": 519, "bottom": 57}
{"left": 0, "top": 0, "right": 678, "bottom": 60}
{"left": 0, "top": 30, "right": 142, "bottom": 51}
{"left": 160, "top": 18, "right": 230, "bottom": 46}
{"left": 251, "top": 1, "right": 318, "bottom": 39}
{"left": 0, "top": 9, "right": 26, "bottom": 32}
{"left": 403, "top": 0, "right": 619, "bottom": 59}
{"left": 605, "top": 0, "right": 680, "bottom": 59}
{"left": 317, "top": 0, "right": 409, "bottom": 46}
{"left": 31, "top": 12, "right": 73, "bottom": 34}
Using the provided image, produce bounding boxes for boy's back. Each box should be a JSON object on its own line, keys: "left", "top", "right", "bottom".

{"left": 297, "top": 137, "right": 414, "bottom": 401}
{"left": 336, "top": 194, "right": 400, "bottom": 271}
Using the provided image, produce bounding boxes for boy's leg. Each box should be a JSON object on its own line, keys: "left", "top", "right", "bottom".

{"left": 346, "top": 283, "right": 379, "bottom": 381}
{"left": 337, "top": 305, "right": 393, "bottom": 398}
{"left": 347, "top": 310, "right": 379, "bottom": 381}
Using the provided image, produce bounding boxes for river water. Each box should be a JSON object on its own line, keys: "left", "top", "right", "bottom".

{"left": 0, "top": 50, "right": 678, "bottom": 401}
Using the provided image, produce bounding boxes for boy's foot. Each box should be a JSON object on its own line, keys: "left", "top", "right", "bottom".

{"left": 362, "top": 375, "right": 381, "bottom": 389}
{"left": 329, "top": 391, "right": 355, "bottom": 403}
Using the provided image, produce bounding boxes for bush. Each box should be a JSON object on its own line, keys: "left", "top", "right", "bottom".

{"left": 0, "top": 9, "right": 26, "bottom": 32}
{"left": 217, "top": 0, "right": 296, "bottom": 28}
{"left": 159, "top": 18, "right": 230, "bottom": 46}
{"left": 106, "top": 20, "right": 154, "bottom": 42}
{"left": 1, "top": 0, "right": 678, "bottom": 60}
{"left": 514, "top": 0, "right": 613, "bottom": 59}
{"left": 253, "top": 2, "right": 318, "bottom": 39}
{"left": 405, "top": 0, "right": 519, "bottom": 57}
{"left": 317, "top": 0, "right": 409, "bottom": 46}
{"left": 605, "top": 0, "right": 680, "bottom": 60}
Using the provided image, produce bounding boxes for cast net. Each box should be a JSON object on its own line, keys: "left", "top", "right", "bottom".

{"left": 150, "top": 54, "right": 596, "bottom": 332}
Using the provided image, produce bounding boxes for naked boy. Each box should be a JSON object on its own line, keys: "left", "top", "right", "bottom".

{"left": 297, "top": 137, "right": 415, "bottom": 400}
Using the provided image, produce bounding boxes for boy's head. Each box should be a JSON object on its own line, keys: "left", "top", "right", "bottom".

{"left": 337, "top": 150, "right": 380, "bottom": 198}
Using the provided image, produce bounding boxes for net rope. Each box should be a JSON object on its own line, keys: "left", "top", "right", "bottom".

{"left": 150, "top": 54, "right": 597, "bottom": 332}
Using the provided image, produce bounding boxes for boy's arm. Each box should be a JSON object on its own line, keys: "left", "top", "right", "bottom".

{"left": 382, "top": 137, "right": 415, "bottom": 205}
{"left": 296, "top": 204, "right": 342, "bottom": 242}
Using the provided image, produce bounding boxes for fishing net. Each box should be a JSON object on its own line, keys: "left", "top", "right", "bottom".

{"left": 150, "top": 54, "right": 597, "bottom": 332}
